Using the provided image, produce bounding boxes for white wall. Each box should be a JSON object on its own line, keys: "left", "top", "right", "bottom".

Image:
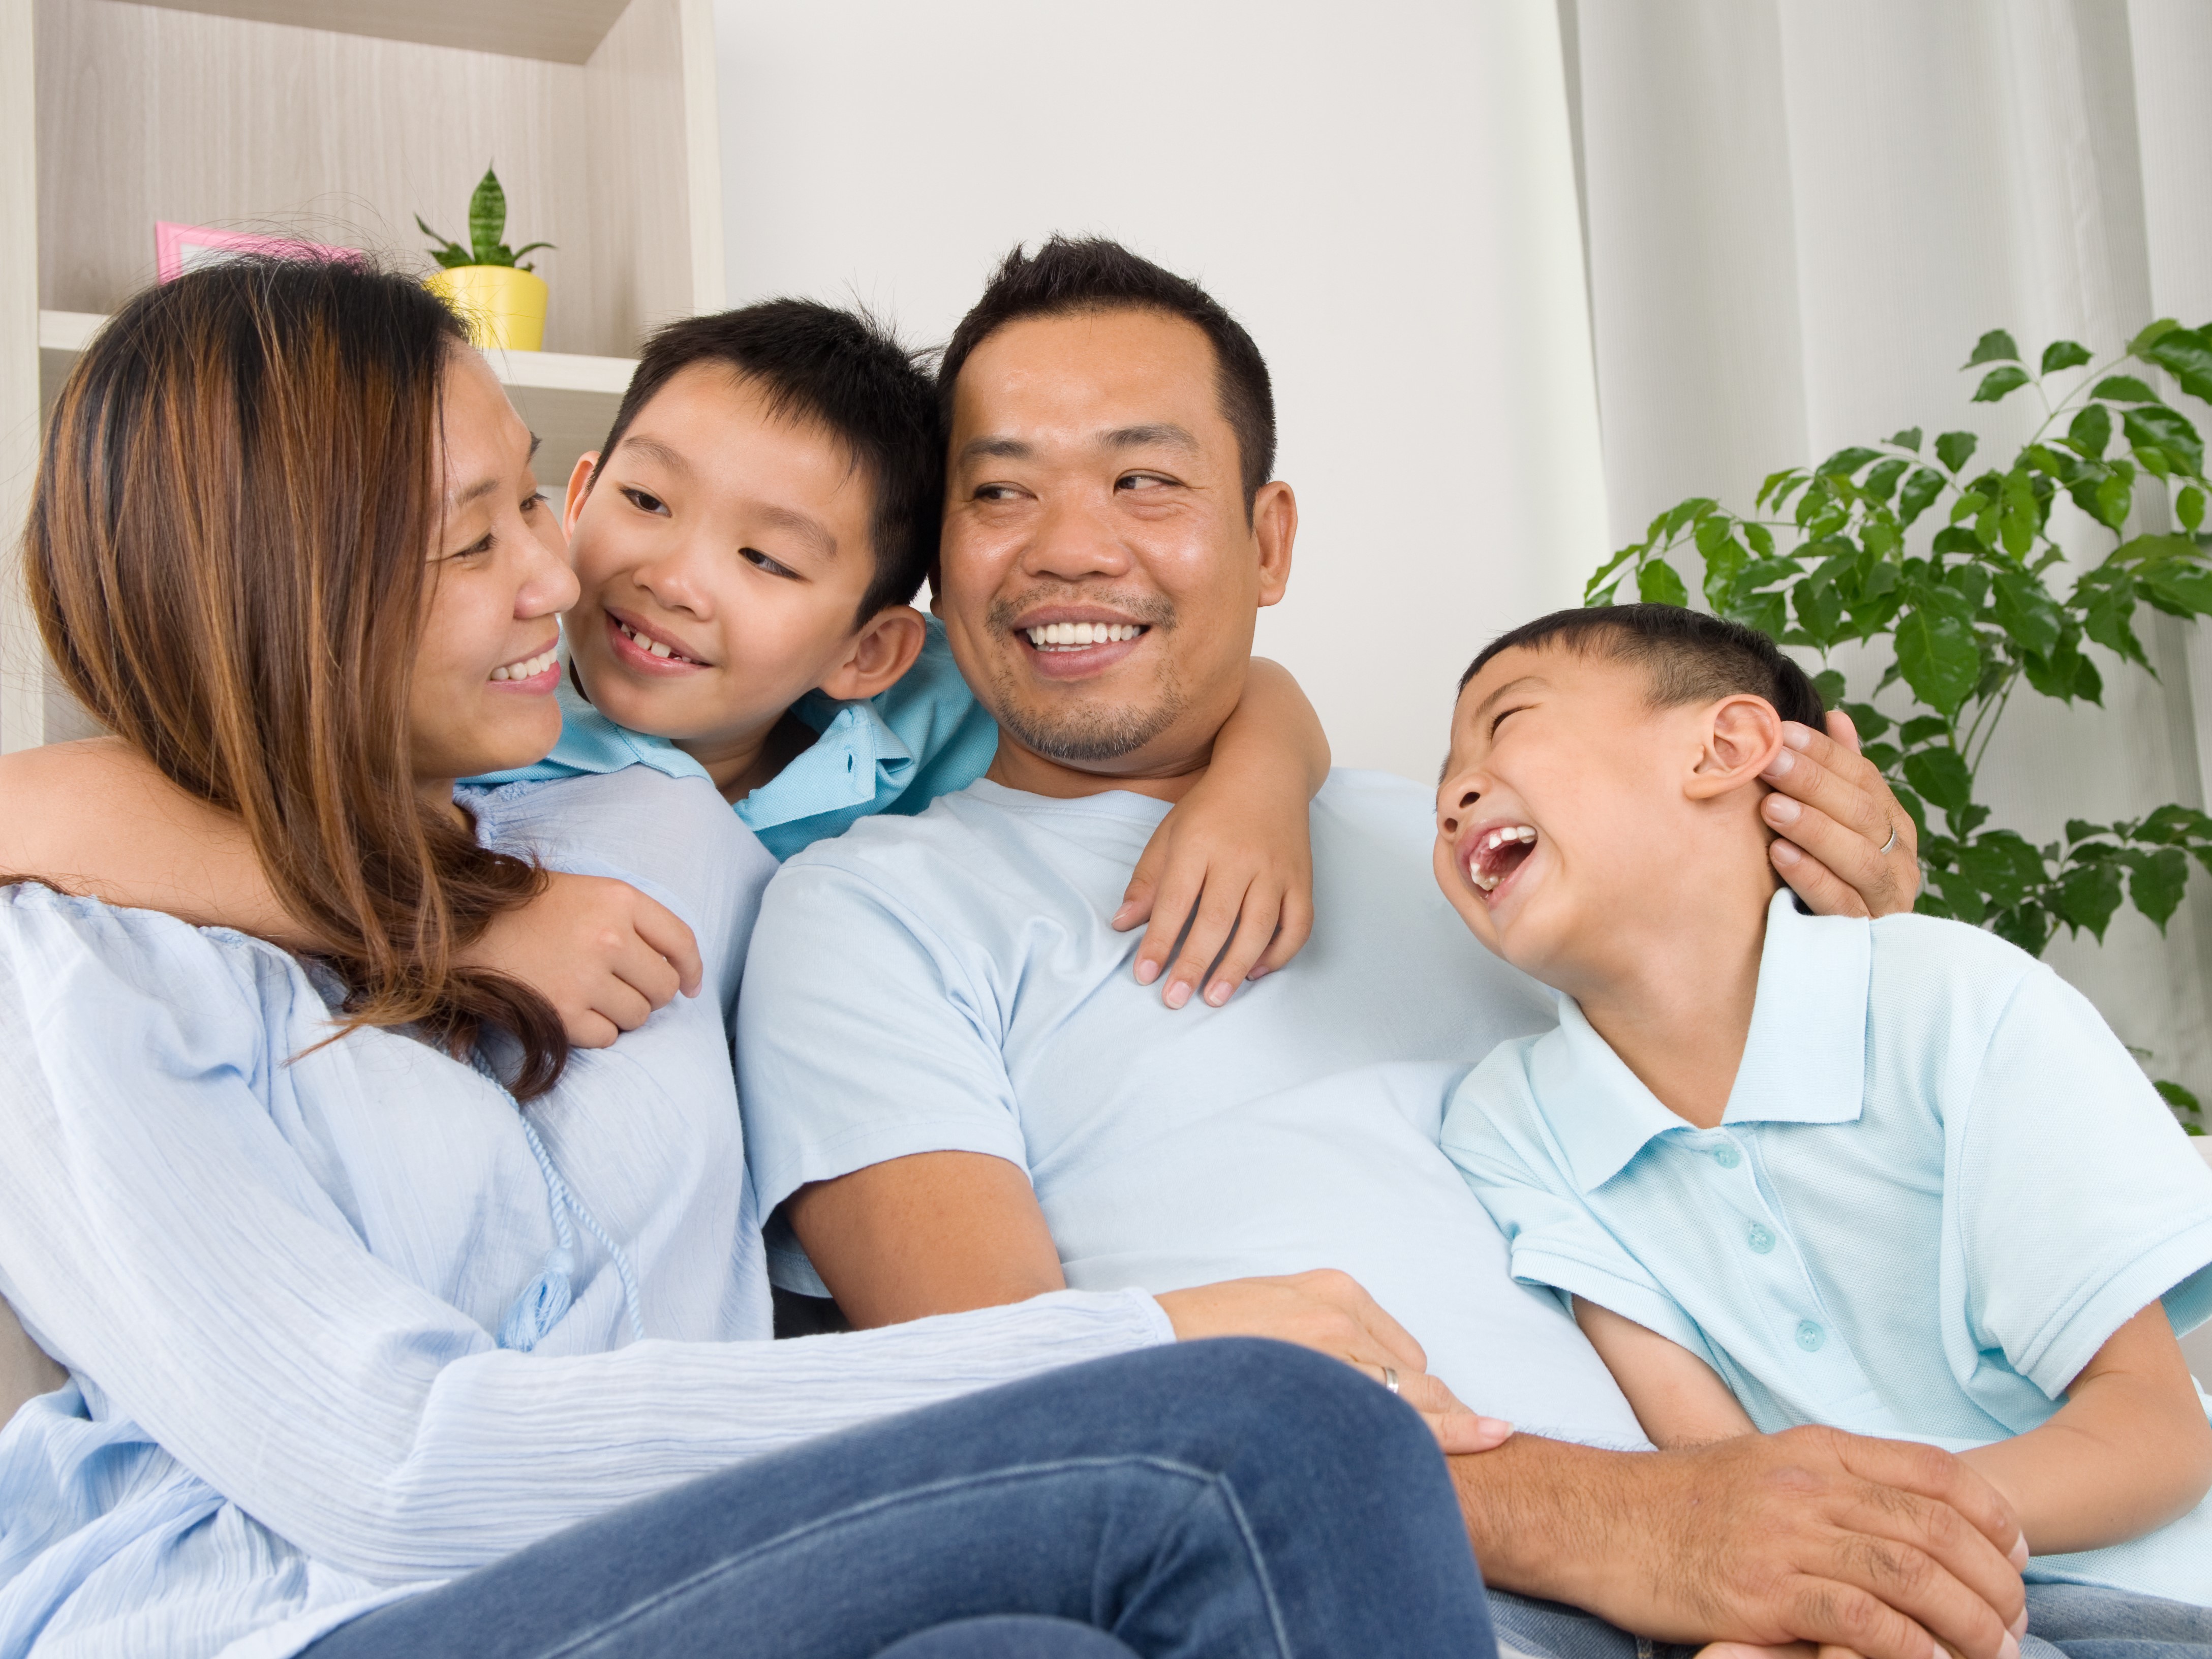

{"left": 712, "top": 0, "right": 1608, "bottom": 783}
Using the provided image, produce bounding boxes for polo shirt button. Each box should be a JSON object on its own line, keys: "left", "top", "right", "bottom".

{"left": 1746, "top": 1222, "right": 1775, "bottom": 1254}
{"left": 1796, "top": 1320, "right": 1825, "bottom": 1351}
{"left": 1713, "top": 1143, "right": 1742, "bottom": 1170}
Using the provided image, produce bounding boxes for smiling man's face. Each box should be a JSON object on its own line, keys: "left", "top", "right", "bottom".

{"left": 938, "top": 306, "right": 1294, "bottom": 785}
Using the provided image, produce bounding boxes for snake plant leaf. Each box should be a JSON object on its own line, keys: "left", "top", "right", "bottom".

{"left": 415, "top": 214, "right": 472, "bottom": 270}
{"left": 469, "top": 167, "right": 508, "bottom": 265}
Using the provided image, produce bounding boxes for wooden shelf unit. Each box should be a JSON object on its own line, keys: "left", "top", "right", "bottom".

{"left": 1, "top": 0, "right": 722, "bottom": 750}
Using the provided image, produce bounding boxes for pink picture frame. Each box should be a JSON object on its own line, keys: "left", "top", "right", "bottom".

{"left": 155, "top": 223, "right": 358, "bottom": 283}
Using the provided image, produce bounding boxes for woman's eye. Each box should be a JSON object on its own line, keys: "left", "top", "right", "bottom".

{"left": 448, "top": 532, "right": 494, "bottom": 562}
{"left": 741, "top": 547, "right": 798, "bottom": 579}
{"left": 622, "top": 487, "right": 669, "bottom": 516}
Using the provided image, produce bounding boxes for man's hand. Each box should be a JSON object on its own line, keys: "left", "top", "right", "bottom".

{"left": 1762, "top": 711, "right": 1921, "bottom": 918}
{"left": 459, "top": 872, "right": 702, "bottom": 1048}
{"left": 1461, "top": 1425, "right": 2027, "bottom": 1659}
{"left": 1157, "top": 1269, "right": 1514, "bottom": 1455}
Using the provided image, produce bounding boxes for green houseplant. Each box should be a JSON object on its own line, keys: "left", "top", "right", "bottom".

{"left": 418, "top": 166, "right": 554, "bottom": 352}
{"left": 1585, "top": 320, "right": 2212, "bottom": 1131}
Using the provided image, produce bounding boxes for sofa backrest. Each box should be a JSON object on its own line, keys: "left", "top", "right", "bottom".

{"left": 2, "top": 1291, "right": 64, "bottom": 1427}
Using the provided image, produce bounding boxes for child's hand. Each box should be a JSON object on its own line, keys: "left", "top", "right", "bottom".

{"left": 460, "top": 872, "right": 703, "bottom": 1048}
{"left": 1114, "top": 761, "right": 1315, "bottom": 1009}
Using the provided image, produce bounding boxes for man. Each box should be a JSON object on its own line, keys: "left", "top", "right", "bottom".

{"left": 736, "top": 237, "right": 2026, "bottom": 1659}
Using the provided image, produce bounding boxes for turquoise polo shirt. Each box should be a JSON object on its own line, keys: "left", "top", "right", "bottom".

{"left": 471, "top": 617, "right": 999, "bottom": 862}
{"left": 1442, "top": 889, "right": 2212, "bottom": 1603}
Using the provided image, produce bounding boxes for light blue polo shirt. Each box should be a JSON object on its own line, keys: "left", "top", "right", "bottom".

{"left": 471, "top": 616, "right": 998, "bottom": 862}
{"left": 1443, "top": 888, "right": 2212, "bottom": 1603}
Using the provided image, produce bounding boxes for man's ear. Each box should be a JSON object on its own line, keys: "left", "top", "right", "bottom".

{"left": 1253, "top": 480, "right": 1297, "bottom": 608}
{"left": 817, "top": 605, "right": 928, "bottom": 703}
{"left": 563, "top": 452, "right": 600, "bottom": 537}
{"left": 1684, "top": 694, "right": 1785, "bottom": 801}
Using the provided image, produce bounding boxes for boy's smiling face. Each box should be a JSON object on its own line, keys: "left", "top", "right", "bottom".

{"left": 562, "top": 364, "right": 901, "bottom": 765}
{"left": 1433, "top": 642, "right": 1783, "bottom": 996}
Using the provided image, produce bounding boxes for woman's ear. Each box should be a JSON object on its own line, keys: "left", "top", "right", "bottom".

{"left": 1685, "top": 694, "right": 1785, "bottom": 800}
{"left": 563, "top": 452, "right": 599, "bottom": 537}
{"left": 817, "top": 605, "right": 928, "bottom": 702}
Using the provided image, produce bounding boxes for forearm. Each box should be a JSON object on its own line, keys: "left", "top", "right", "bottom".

{"left": 1211, "top": 658, "right": 1329, "bottom": 798}
{"left": 1448, "top": 1425, "right": 2028, "bottom": 1659}
{"left": 0, "top": 738, "right": 297, "bottom": 940}
{"left": 1959, "top": 1386, "right": 2212, "bottom": 1555}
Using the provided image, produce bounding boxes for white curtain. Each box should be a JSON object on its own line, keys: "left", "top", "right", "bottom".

{"left": 1563, "top": 0, "right": 2212, "bottom": 1100}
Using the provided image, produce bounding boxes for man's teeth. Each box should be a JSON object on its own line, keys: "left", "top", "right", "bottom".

{"left": 618, "top": 620, "right": 689, "bottom": 661}
{"left": 489, "top": 648, "right": 558, "bottom": 683}
{"left": 1467, "top": 825, "right": 1538, "bottom": 892}
{"left": 1024, "top": 622, "right": 1145, "bottom": 649}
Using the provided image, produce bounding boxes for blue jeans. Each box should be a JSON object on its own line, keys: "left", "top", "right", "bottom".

{"left": 1484, "top": 1585, "right": 2212, "bottom": 1659}
{"left": 302, "top": 1338, "right": 1496, "bottom": 1658}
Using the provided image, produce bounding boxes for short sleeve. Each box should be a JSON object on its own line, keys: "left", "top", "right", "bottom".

{"left": 1954, "top": 962, "right": 2212, "bottom": 1398}
{"left": 734, "top": 852, "right": 1032, "bottom": 1274}
{"left": 1440, "top": 1044, "right": 1716, "bottom": 1366}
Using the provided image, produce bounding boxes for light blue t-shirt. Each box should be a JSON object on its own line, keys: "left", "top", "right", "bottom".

{"left": 472, "top": 616, "right": 999, "bottom": 861}
{"left": 735, "top": 769, "right": 1653, "bottom": 1448}
{"left": 1442, "top": 887, "right": 2212, "bottom": 1603}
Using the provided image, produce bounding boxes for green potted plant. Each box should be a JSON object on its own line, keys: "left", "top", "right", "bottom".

{"left": 419, "top": 165, "right": 554, "bottom": 352}
{"left": 1586, "top": 320, "right": 2212, "bottom": 1130}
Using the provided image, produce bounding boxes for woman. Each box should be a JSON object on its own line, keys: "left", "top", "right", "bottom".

{"left": 0, "top": 259, "right": 1497, "bottom": 1659}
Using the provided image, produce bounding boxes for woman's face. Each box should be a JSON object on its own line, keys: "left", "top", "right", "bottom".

{"left": 408, "top": 348, "right": 579, "bottom": 790}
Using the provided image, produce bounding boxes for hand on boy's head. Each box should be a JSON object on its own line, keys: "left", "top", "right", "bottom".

{"left": 1759, "top": 711, "right": 1921, "bottom": 919}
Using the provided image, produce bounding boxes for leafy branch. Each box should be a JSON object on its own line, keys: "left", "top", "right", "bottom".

{"left": 1586, "top": 320, "right": 2212, "bottom": 1128}
{"left": 418, "top": 165, "right": 553, "bottom": 272}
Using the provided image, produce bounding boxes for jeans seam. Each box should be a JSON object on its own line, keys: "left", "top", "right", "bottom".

{"left": 531, "top": 1453, "right": 1292, "bottom": 1659}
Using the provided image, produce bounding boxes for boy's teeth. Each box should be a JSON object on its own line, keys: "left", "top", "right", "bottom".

{"left": 619, "top": 620, "right": 689, "bottom": 663}
{"left": 1024, "top": 621, "right": 1145, "bottom": 649}
{"left": 489, "top": 647, "right": 559, "bottom": 683}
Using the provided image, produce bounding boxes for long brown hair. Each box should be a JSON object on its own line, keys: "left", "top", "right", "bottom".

{"left": 25, "top": 258, "right": 569, "bottom": 1096}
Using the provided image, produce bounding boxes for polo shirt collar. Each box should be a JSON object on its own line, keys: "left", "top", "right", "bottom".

{"left": 736, "top": 691, "right": 915, "bottom": 834}
{"left": 1534, "top": 888, "right": 1872, "bottom": 1193}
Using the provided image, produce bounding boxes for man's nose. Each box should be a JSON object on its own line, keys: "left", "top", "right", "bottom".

{"left": 1022, "top": 489, "right": 1132, "bottom": 582}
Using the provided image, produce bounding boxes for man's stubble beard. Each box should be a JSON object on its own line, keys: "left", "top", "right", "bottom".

{"left": 981, "top": 589, "right": 1186, "bottom": 765}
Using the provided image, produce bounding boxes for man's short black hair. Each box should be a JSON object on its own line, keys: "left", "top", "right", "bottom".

{"left": 938, "top": 236, "right": 1277, "bottom": 518}
{"left": 1460, "top": 604, "right": 1827, "bottom": 729}
{"left": 593, "top": 300, "right": 942, "bottom": 625}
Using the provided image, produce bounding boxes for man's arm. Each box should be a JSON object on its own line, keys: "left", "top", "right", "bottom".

{"left": 1454, "top": 1427, "right": 2025, "bottom": 1659}
{"left": 786, "top": 1152, "right": 1067, "bottom": 1327}
{"left": 794, "top": 1154, "right": 2025, "bottom": 1659}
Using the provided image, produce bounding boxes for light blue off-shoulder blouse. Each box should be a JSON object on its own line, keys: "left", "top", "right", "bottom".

{"left": 0, "top": 769, "right": 1171, "bottom": 1659}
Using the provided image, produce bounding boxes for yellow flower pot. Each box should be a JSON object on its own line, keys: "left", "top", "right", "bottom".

{"left": 426, "top": 265, "right": 548, "bottom": 352}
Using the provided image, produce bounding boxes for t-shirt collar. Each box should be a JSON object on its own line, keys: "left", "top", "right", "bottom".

{"left": 1536, "top": 887, "right": 1872, "bottom": 1193}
